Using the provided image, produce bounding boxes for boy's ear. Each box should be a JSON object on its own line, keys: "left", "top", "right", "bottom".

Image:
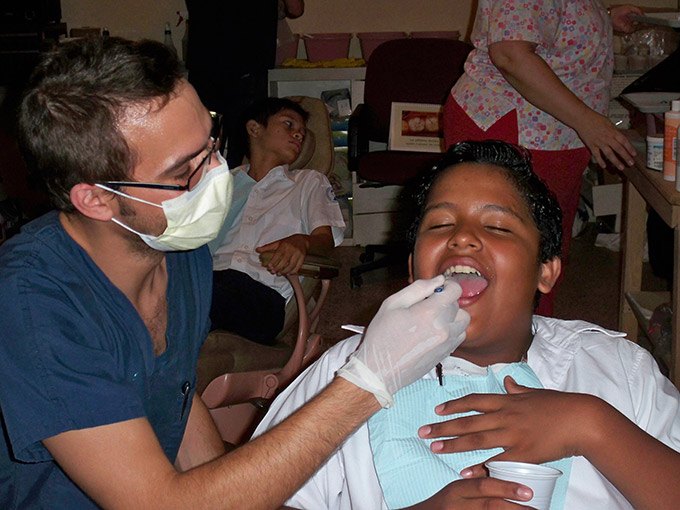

{"left": 537, "top": 257, "right": 562, "bottom": 294}
{"left": 69, "top": 183, "right": 116, "bottom": 221}
{"left": 246, "top": 119, "right": 262, "bottom": 138}
{"left": 407, "top": 253, "right": 415, "bottom": 284}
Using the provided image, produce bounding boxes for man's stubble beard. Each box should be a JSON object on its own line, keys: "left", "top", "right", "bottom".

{"left": 116, "top": 195, "right": 164, "bottom": 258}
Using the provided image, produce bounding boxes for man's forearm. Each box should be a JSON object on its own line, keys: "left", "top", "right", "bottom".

{"left": 175, "top": 394, "right": 226, "bottom": 471}
{"left": 46, "top": 379, "right": 379, "bottom": 509}
{"left": 183, "top": 377, "right": 379, "bottom": 508}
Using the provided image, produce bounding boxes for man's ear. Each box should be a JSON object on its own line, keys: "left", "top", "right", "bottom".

{"left": 407, "top": 253, "right": 415, "bottom": 284}
{"left": 246, "top": 119, "right": 263, "bottom": 139}
{"left": 69, "top": 183, "right": 116, "bottom": 221}
{"left": 537, "top": 257, "right": 562, "bottom": 295}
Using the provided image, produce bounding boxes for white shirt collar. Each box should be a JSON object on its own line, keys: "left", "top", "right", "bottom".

{"left": 238, "top": 163, "right": 295, "bottom": 184}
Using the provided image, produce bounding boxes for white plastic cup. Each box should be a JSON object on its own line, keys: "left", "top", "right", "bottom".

{"left": 486, "top": 461, "right": 563, "bottom": 510}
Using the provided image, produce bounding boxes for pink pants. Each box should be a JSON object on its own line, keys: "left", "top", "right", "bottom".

{"left": 443, "top": 97, "right": 590, "bottom": 316}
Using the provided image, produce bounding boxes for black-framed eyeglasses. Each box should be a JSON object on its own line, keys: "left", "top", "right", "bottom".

{"left": 99, "top": 111, "right": 223, "bottom": 192}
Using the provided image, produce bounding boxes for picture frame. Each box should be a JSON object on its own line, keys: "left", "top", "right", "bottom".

{"left": 388, "top": 102, "right": 445, "bottom": 153}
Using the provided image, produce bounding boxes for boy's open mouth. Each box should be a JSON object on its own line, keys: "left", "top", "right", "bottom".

{"left": 443, "top": 265, "right": 489, "bottom": 298}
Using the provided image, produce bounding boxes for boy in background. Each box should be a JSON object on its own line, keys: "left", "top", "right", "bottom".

{"left": 209, "top": 97, "right": 345, "bottom": 345}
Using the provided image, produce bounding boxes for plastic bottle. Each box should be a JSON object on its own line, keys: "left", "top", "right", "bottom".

{"left": 175, "top": 11, "right": 189, "bottom": 66}
{"left": 663, "top": 99, "right": 680, "bottom": 181}
{"left": 647, "top": 134, "right": 664, "bottom": 171}
{"left": 163, "top": 22, "right": 177, "bottom": 57}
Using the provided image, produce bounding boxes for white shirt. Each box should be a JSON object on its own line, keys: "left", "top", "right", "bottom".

{"left": 209, "top": 164, "right": 345, "bottom": 301}
{"left": 254, "top": 316, "right": 680, "bottom": 509}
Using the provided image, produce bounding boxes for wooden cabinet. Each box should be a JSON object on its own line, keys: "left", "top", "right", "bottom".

{"left": 619, "top": 130, "right": 680, "bottom": 388}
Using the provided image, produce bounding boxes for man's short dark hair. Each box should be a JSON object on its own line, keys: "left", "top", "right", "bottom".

{"left": 18, "top": 36, "right": 183, "bottom": 211}
{"left": 408, "top": 140, "right": 562, "bottom": 263}
{"left": 239, "top": 97, "right": 309, "bottom": 157}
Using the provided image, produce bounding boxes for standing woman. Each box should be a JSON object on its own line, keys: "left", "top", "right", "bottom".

{"left": 444, "top": 1, "right": 642, "bottom": 315}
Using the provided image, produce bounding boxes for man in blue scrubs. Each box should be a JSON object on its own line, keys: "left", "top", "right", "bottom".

{"left": 0, "top": 37, "right": 469, "bottom": 508}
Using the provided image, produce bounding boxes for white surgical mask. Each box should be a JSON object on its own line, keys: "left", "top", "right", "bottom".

{"left": 97, "top": 152, "right": 233, "bottom": 251}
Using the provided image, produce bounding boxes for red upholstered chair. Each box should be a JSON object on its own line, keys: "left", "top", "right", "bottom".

{"left": 348, "top": 38, "right": 472, "bottom": 287}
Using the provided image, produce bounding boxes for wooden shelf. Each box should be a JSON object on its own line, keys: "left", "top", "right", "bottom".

{"left": 268, "top": 67, "right": 366, "bottom": 109}
{"left": 619, "top": 129, "right": 679, "bottom": 387}
{"left": 625, "top": 291, "right": 672, "bottom": 370}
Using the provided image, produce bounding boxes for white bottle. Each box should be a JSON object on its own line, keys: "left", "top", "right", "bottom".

{"left": 663, "top": 100, "right": 680, "bottom": 181}
{"left": 164, "top": 22, "right": 177, "bottom": 58}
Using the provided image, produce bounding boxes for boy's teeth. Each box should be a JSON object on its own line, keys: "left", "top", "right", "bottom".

{"left": 443, "top": 265, "right": 489, "bottom": 298}
{"left": 444, "top": 265, "right": 481, "bottom": 277}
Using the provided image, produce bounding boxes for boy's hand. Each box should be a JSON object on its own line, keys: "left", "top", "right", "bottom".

{"left": 256, "top": 234, "right": 309, "bottom": 275}
{"left": 418, "top": 376, "right": 603, "bottom": 466}
{"left": 403, "top": 477, "right": 532, "bottom": 509}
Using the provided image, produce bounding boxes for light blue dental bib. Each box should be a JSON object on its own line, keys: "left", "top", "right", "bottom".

{"left": 368, "top": 360, "right": 572, "bottom": 509}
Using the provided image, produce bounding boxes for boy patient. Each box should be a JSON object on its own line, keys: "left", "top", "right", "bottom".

{"left": 209, "top": 97, "right": 345, "bottom": 345}
{"left": 255, "top": 140, "right": 680, "bottom": 509}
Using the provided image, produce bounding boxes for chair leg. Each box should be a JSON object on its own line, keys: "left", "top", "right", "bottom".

{"left": 350, "top": 267, "right": 364, "bottom": 289}
{"left": 359, "top": 246, "right": 376, "bottom": 263}
{"left": 350, "top": 243, "right": 409, "bottom": 289}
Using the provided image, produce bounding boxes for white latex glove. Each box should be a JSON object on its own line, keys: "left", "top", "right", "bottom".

{"left": 337, "top": 276, "right": 469, "bottom": 407}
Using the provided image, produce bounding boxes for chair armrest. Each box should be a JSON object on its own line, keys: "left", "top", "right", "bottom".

{"left": 202, "top": 370, "right": 279, "bottom": 408}
{"left": 259, "top": 252, "right": 340, "bottom": 280}
{"left": 299, "top": 254, "right": 340, "bottom": 279}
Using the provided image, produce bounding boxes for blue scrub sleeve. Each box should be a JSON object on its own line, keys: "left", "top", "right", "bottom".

{"left": 0, "top": 272, "right": 146, "bottom": 463}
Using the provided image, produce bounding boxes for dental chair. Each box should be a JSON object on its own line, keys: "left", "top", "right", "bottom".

{"left": 197, "top": 96, "right": 340, "bottom": 446}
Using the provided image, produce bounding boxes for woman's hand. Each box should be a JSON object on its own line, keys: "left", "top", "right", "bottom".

{"left": 610, "top": 5, "right": 644, "bottom": 34}
{"left": 574, "top": 110, "right": 636, "bottom": 170}
{"left": 418, "top": 377, "right": 604, "bottom": 466}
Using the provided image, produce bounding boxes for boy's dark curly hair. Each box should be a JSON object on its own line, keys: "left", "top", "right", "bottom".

{"left": 408, "top": 140, "right": 562, "bottom": 263}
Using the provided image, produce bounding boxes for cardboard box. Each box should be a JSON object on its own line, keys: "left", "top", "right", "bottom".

{"left": 592, "top": 183, "right": 623, "bottom": 232}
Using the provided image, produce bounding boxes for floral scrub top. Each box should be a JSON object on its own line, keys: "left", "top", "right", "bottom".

{"left": 451, "top": 0, "right": 613, "bottom": 150}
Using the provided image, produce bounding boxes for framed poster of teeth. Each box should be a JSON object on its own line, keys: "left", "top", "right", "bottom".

{"left": 388, "top": 102, "right": 445, "bottom": 153}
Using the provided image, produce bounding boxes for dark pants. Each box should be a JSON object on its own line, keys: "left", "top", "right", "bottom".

{"left": 210, "top": 269, "right": 285, "bottom": 346}
{"left": 186, "top": 0, "right": 277, "bottom": 168}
